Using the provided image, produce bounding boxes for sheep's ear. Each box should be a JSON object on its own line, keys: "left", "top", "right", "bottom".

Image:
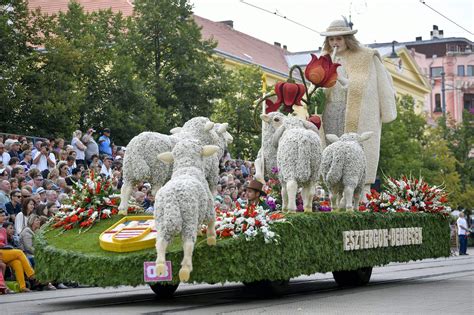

{"left": 201, "top": 145, "right": 219, "bottom": 157}
{"left": 326, "top": 134, "right": 339, "bottom": 143}
{"left": 359, "top": 131, "right": 374, "bottom": 142}
{"left": 260, "top": 114, "right": 270, "bottom": 123}
{"left": 170, "top": 127, "right": 182, "bottom": 134}
{"left": 158, "top": 152, "right": 174, "bottom": 164}
{"left": 226, "top": 134, "right": 234, "bottom": 144}
{"left": 204, "top": 121, "right": 215, "bottom": 131}
{"left": 217, "top": 123, "right": 228, "bottom": 134}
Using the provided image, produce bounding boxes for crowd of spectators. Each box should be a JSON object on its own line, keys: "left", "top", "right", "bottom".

{"left": 0, "top": 128, "right": 124, "bottom": 293}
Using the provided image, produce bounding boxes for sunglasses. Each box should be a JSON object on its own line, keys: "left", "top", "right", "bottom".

{"left": 22, "top": 195, "right": 31, "bottom": 198}
{"left": 14, "top": 195, "right": 21, "bottom": 198}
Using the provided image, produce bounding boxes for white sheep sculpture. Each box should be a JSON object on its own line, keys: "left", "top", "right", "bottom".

{"left": 118, "top": 117, "right": 215, "bottom": 214}
{"left": 273, "top": 116, "right": 322, "bottom": 212}
{"left": 320, "top": 132, "right": 373, "bottom": 211}
{"left": 254, "top": 112, "right": 286, "bottom": 183}
{"left": 171, "top": 121, "right": 233, "bottom": 194}
{"left": 154, "top": 139, "right": 219, "bottom": 282}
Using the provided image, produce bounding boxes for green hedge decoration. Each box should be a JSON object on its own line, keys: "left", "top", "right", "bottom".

{"left": 35, "top": 212, "right": 450, "bottom": 287}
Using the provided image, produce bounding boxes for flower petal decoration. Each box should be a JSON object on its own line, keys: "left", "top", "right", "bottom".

{"left": 265, "top": 99, "right": 280, "bottom": 114}
{"left": 274, "top": 81, "right": 306, "bottom": 112}
{"left": 304, "top": 54, "right": 340, "bottom": 88}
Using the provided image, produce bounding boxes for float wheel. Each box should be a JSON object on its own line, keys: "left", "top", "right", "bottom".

{"left": 149, "top": 283, "right": 179, "bottom": 298}
{"left": 332, "top": 267, "right": 373, "bottom": 287}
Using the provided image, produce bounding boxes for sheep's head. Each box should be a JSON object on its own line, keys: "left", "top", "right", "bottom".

{"left": 260, "top": 112, "right": 285, "bottom": 131}
{"left": 170, "top": 116, "right": 215, "bottom": 135}
{"left": 326, "top": 131, "right": 373, "bottom": 144}
{"left": 215, "top": 123, "right": 233, "bottom": 145}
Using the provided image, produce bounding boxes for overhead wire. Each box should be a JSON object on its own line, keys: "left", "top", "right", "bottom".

{"left": 419, "top": 1, "right": 473, "bottom": 36}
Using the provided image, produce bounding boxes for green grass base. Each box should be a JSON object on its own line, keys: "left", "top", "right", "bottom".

{"left": 35, "top": 212, "right": 450, "bottom": 287}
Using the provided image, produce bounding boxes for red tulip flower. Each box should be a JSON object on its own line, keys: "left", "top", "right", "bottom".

{"left": 304, "top": 54, "right": 340, "bottom": 88}
{"left": 274, "top": 81, "right": 306, "bottom": 109}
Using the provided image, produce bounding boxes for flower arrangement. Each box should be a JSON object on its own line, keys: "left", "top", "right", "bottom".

{"left": 51, "top": 171, "right": 141, "bottom": 233}
{"left": 211, "top": 203, "right": 286, "bottom": 244}
{"left": 360, "top": 176, "right": 450, "bottom": 214}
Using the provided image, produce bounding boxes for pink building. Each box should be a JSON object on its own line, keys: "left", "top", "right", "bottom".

{"left": 406, "top": 26, "right": 473, "bottom": 124}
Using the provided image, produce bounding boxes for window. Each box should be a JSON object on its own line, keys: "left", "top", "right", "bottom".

{"left": 467, "top": 65, "right": 474, "bottom": 77}
{"left": 430, "top": 67, "right": 443, "bottom": 77}
{"left": 464, "top": 94, "right": 474, "bottom": 114}
{"left": 434, "top": 93, "right": 442, "bottom": 112}
{"left": 457, "top": 65, "right": 465, "bottom": 76}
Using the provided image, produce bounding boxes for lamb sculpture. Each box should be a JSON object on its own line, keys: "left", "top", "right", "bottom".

{"left": 118, "top": 117, "right": 215, "bottom": 214}
{"left": 320, "top": 132, "right": 373, "bottom": 211}
{"left": 254, "top": 112, "right": 286, "bottom": 183}
{"left": 154, "top": 139, "right": 219, "bottom": 282}
{"left": 273, "top": 116, "right": 322, "bottom": 212}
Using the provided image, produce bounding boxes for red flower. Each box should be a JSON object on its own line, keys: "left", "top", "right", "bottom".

{"left": 70, "top": 215, "right": 79, "bottom": 223}
{"left": 265, "top": 99, "right": 281, "bottom": 114}
{"left": 273, "top": 81, "right": 306, "bottom": 111}
{"left": 304, "top": 54, "right": 340, "bottom": 88}
{"left": 270, "top": 213, "right": 285, "bottom": 220}
{"left": 96, "top": 181, "right": 101, "bottom": 194}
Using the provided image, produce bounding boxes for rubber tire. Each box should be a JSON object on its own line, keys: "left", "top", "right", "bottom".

{"left": 243, "top": 279, "right": 290, "bottom": 297}
{"left": 332, "top": 267, "right": 373, "bottom": 287}
{"left": 149, "top": 283, "right": 179, "bottom": 298}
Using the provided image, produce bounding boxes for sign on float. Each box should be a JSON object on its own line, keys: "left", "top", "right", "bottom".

{"left": 343, "top": 227, "right": 423, "bottom": 251}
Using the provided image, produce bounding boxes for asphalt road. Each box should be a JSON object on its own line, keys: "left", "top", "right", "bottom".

{"left": 2, "top": 255, "right": 473, "bottom": 315}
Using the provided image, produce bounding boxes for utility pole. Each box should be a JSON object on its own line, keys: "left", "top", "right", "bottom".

{"left": 441, "top": 71, "right": 446, "bottom": 116}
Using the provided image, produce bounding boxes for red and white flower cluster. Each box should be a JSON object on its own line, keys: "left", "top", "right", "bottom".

{"left": 360, "top": 176, "right": 450, "bottom": 214}
{"left": 52, "top": 171, "right": 140, "bottom": 233}
{"left": 212, "top": 204, "right": 285, "bottom": 244}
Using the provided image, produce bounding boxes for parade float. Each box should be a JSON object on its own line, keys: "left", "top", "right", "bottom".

{"left": 34, "top": 50, "right": 452, "bottom": 298}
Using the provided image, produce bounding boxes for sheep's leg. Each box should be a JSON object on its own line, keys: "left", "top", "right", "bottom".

{"left": 301, "top": 184, "right": 312, "bottom": 212}
{"left": 281, "top": 184, "right": 288, "bottom": 212}
{"left": 118, "top": 181, "right": 133, "bottom": 215}
{"left": 179, "top": 239, "right": 195, "bottom": 282}
{"left": 343, "top": 186, "right": 355, "bottom": 211}
{"left": 330, "top": 190, "right": 338, "bottom": 210}
{"left": 254, "top": 157, "right": 265, "bottom": 184}
{"left": 286, "top": 180, "right": 298, "bottom": 212}
{"left": 206, "top": 219, "right": 217, "bottom": 246}
{"left": 155, "top": 236, "right": 169, "bottom": 277}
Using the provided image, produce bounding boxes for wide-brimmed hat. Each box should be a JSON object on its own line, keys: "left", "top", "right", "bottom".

{"left": 320, "top": 19, "right": 357, "bottom": 37}
{"left": 246, "top": 180, "right": 266, "bottom": 196}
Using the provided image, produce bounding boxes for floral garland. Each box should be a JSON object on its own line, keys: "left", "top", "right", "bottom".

{"left": 51, "top": 171, "right": 141, "bottom": 233}
{"left": 360, "top": 176, "right": 450, "bottom": 214}
{"left": 211, "top": 203, "right": 286, "bottom": 244}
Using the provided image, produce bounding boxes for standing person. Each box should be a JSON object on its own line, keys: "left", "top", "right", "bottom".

{"left": 245, "top": 180, "right": 270, "bottom": 210}
{"left": 32, "top": 143, "right": 56, "bottom": 172}
{"left": 319, "top": 19, "right": 397, "bottom": 197}
{"left": 71, "top": 130, "right": 87, "bottom": 169}
{"left": 82, "top": 128, "right": 99, "bottom": 166}
{"left": 457, "top": 212, "right": 470, "bottom": 255}
{"left": 98, "top": 128, "right": 112, "bottom": 157}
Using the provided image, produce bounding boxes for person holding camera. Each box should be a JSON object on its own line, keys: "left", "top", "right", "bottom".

{"left": 32, "top": 143, "right": 56, "bottom": 172}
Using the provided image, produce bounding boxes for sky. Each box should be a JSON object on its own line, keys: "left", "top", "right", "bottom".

{"left": 190, "top": 0, "right": 473, "bottom": 52}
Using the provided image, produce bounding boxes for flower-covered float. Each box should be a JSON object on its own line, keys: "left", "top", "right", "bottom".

{"left": 34, "top": 50, "right": 451, "bottom": 298}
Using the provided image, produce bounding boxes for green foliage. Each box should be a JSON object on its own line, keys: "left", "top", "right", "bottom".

{"left": 212, "top": 65, "right": 263, "bottom": 160}
{"left": 35, "top": 212, "right": 450, "bottom": 286}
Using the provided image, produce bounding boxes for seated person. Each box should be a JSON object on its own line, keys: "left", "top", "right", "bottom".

{"left": 0, "top": 210, "right": 35, "bottom": 292}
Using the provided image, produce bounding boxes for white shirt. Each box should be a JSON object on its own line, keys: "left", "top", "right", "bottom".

{"left": 457, "top": 217, "right": 469, "bottom": 236}
{"left": 72, "top": 137, "right": 85, "bottom": 160}
{"left": 33, "top": 151, "right": 57, "bottom": 171}
{"left": 0, "top": 152, "right": 11, "bottom": 165}
{"left": 100, "top": 164, "right": 113, "bottom": 178}
{"left": 15, "top": 212, "right": 28, "bottom": 235}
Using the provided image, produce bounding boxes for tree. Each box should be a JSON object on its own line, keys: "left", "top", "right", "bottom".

{"left": 0, "top": 0, "right": 41, "bottom": 134}
{"left": 127, "top": 0, "right": 230, "bottom": 131}
{"left": 212, "top": 65, "right": 263, "bottom": 160}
